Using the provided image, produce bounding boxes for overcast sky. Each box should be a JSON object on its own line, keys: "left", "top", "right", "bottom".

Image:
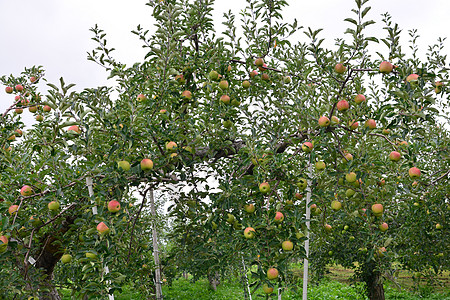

{"left": 1, "top": 0, "right": 449, "bottom": 119}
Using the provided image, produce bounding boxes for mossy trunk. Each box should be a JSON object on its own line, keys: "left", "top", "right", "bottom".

{"left": 367, "top": 272, "right": 385, "bottom": 300}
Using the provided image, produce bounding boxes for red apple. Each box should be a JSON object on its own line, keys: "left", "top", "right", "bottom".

{"left": 409, "top": 167, "right": 421, "bottom": 178}
{"left": 261, "top": 73, "right": 270, "bottom": 81}
{"left": 435, "top": 81, "right": 443, "bottom": 93}
{"left": 372, "top": 203, "right": 383, "bottom": 217}
{"left": 334, "top": 63, "right": 346, "bottom": 74}
{"left": 7, "top": 134, "right": 16, "bottom": 141}
{"left": 302, "top": 142, "right": 313, "bottom": 153}
{"left": 15, "top": 84, "right": 24, "bottom": 92}
{"left": 68, "top": 125, "right": 81, "bottom": 134}
{"left": 249, "top": 70, "right": 258, "bottom": 78}
{"left": 382, "top": 129, "right": 390, "bottom": 135}
{"left": 294, "top": 193, "right": 303, "bottom": 200}
{"left": 20, "top": 185, "right": 33, "bottom": 196}
{"left": 137, "top": 94, "right": 147, "bottom": 101}
{"left": 274, "top": 211, "right": 284, "bottom": 223}
{"left": 389, "top": 151, "right": 401, "bottom": 162}
{"left": 140, "top": 158, "right": 154, "bottom": 171}
{"left": 267, "top": 268, "right": 279, "bottom": 280}
{"left": 244, "top": 227, "right": 256, "bottom": 239}
{"left": 365, "top": 119, "right": 376, "bottom": 129}
{"left": 166, "top": 141, "right": 177, "bottom": 152}
{"left": 5, "top": 86, "right": 13, "bottom": 94}
{"left": 349, "top": 120, "right": 359, "bottom": 130}
{"left": 15, "top": 108, "right": 23, "bottom": 114}
{"left": 281, "top": 240, "right": 293, "bottom": 251}
{"left": 108, "top": 200, "right": 121, "bottom": 213}
{"left": 220, "top": 95, "right": 230, "bottom": 104}
{"left": 379, "top": 61, "right": 393, "bottom": 73}
{"left": 43, "top": 105, "right": 52, "bottom": 112}
{"left": 0, "top": 235, "right": 8, "bottom": 245}
{"left": 337, "top": 100, "right": 349, "bottom": 112}
{"left": 258, "top": 63, "right": 268, "bottom": 71}
{"left": 406, "top": 74, "right": 419, "bottom": 84}
{"left": 29, "top": 105, "right": 38, "bottom": 113}
{"left": 318, "top": 116, "right": 330, "bottom": 127}
{"left": 259, "top": 182, "right": 270, "bottom": 194}
{"left": 9, "top": 205, "right": 19, "bottom": 215}
{"left": 354, "top": 94, "right": 366, "bottom": 104}
{"left": 324, "top": 224, "right": 332, "bottom": 232}
{"left": 379, "top": 222, "right": 388, "bottom": 232}
{"left": 30, "top": 76, "right": 37, "bottom": 83}
{"left": 97, "top": 222, "right": 110, "bottom": 234}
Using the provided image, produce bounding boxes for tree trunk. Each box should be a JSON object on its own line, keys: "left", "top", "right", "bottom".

{"left": 207, "top": 270, "right": 220, "bottom": 291}
{"left": 368, "top": 273, "right": 385, "bottom": 300}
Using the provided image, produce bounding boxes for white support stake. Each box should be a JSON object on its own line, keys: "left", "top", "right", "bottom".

{"left": 149, "top": 190, "right": 163, "bottom": 300}
{"left": 86, "top": 177, "right": 114, "bottom": 300}
{"left": 302, "top": 162, "right": 313, "bottom": 300}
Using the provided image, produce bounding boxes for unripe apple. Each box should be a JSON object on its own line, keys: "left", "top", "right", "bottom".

{"left": 365, "top": 119, "right": 376, "bottom": 129}
{"left": 140, "top": 158, "right": 154, "bottom": 171}
{"left": 97, "top": 222, "right": 110, "bottom": 235}
{"left": 61, "top": 254, "right": 72, "bottom": 264}
{"left": 166, "top": 141, "right": 177, "bottom": 152}
{"left": 283, "top": 76, "right": 292, "bottom": 84}
{"left": 15, "top": 84, "right": 24, "bottom": 92}
{"left": 382, "top": 129, "right": 390, "bottom": 135}
{"left": 435, "top": 81, "right": 443, "bottom": 93}
{"left": 48, "top": 201, "right": 60, "bottom": 211}
{"left": 43, "top": 105, "right": 52, "bottom": 112}
{"left": 267, "top": 268, "right": 279, "bottom": 280}
{"left": 331, "top": 116, "right": 339, "bottom": 125}
{"left": 20, "top": 185, "right": 33, "bottom": 196}
{"left": 208, "top": 70, "right": 219, "bottom": 81}
{"left": 346, "top": 189, "right": 355, "bottom": 198}
{"left": 249, "top": 70, "right": 258, "bottom": 78}
{"left": 389, "top": 151, "right": 401, "bottom": 162}
{"left": 244, "top": 227, "right": 256, "bottom": 239}
{"left": 302, "top": 142, "right": 313, "bottom": 153}
{"left": 218, "top": 80, "right": 229, "bottom": 90}
{"left": 7, "top": 134, "right": 16, "bottom": 141}
{"left": 372, "top": 203, "right": 383, "bottom": 217}
{"left": 436, "top": 223, "right": 443, "bottom": 230}
{"left": 262, "top": 284, "right": 274, "bottom": 294}
{"left": 28, "top": 105, "right": 38, "bottom": 113}
{"left": 259, "top": 182, "right": 270, "bottom": 194}
{"left": 346, "top": 172, "right": 357, "bottom": 183}
{"left": 315, "top": 160, "right": 325, "bottom": 170}
{"left": 117, "top": 160, "right": 131, "bottom": 171}
{"left": 342, "top": 153, "right": 353, "bottom": 163}
{"left": 222, "top": 120, "right": 232, "bottom": 129}
{"left": 379, "top": 222, "right": 388, "bottom": 232}
{"left": 244, "top": 204, "right": 255, "bottom": 213}
{"left": 398, "top": 141, "right": 408, "bottom": 147}
{"left": 344, "top": 225, "right": 349, "bottom": 230}
{"left": 379, "top": 61, "right": 393, "bottom": 73}
{"left": 324, "top": 224, "right": 332, "bottom": 232}
{"left": 334, "top": 63, "right": 346, "bottom": 74}
{"left": 9, "top": 205, "right": 19, "bottom": 215}
{"left": 68, "top": 125, "right": 81, "bottom": 134}
{"left": 181, "top": 90, "right": 192, "bottom": 100}
{"left": 85, "top": 252, "right": 97, "bottom": 259}
{"left": 409, "top": 167, "right": 421, "bottom": 178}
{"left": 336, "top": 100, "right": 349, "bottom": 112}
{"left": 230, "top": 99, "right": 240, "bottom": 106}
{"left": 282, "top": 240, "right": 293, "bottom": 251}
{"left": 261, "top": 73, "right": 270, "bottom": 81}
{"left": 274, "top": 212, "right": 284, "bottom": 223}
{"left": 5, "top": 86, "right": 13, "bottom": 93}
{"left": 406, "top": 74, "right": 419, "bottom": 84}
{"left": 318, "top": 116, "right": 330, "bottom": 127}
{"left": 108, "top": 200, "right": 121, "bottom": 213}
{"left": 242, "top": 80, "right": 251, "bottom": 89}
{"left": 220, "top": 95, "right": 230, "bottom": 104}
{"left": 376, "top": 247, "right": 387, "bottom": 258}
{"left": 255, "top": 58, "right": 264, "bottom": 67}
{"left": 349, "top": 120, "right": 359, "bottom": 130}
{"left": 297, "top": 178, "right": 307, "bottom": 190}
{"left": 331, "top": 200, "right": 342, "bottom": 211}
{"left": 226, "top": 213, "right": 235, "bottom": 224}
{"left": 354, "top": 94, "right": 366, "bottom": 104}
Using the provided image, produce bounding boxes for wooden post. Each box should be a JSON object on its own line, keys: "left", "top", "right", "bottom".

{"left": 149, "top": 190, "right": 163, "bottom": 300}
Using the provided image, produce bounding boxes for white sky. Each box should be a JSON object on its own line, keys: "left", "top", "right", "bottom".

{"left": 1, "top": 0, "right": 449, "bottom": 118}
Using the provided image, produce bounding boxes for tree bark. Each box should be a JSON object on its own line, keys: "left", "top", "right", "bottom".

{"left": 368, "top": 273, "right": 385, "bottom": 300}
{"left": 207, "top": 270, "right": 220, "bottom": 291}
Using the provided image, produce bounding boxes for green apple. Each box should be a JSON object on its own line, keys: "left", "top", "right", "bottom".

{"left": 259, "top": 182, "right": 270, "bottom": 194}
{"left": 267, "top": 268, "right": 279, "bottom": 280}
{"left": 244, "top": 204, "right": 255, "bottom": 213}
{"left": 61, "top": 254, "right": 72, "bottom": 264}
{"left": 346, "top": 172, "right": 357, "bottom": 183}
{"left": 281, "top": 240, "right": 293, "bottom": 251}
{"left": 315, "top": 161, "right": 326, "bottom": 171}
{"left": 117, "top": 160, "right": 131, "bottom": 171}
{"left": 48, "top": 201, "right": 60, "bottom": 211}
{"left": 244, "top": 227, "right": 255, "bottom": 239}
{"left": 331, "top": 201, "right": 342, "bottom": 211}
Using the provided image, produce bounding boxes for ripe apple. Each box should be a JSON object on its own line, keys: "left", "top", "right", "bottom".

{"left": 349, "top": 120, "right": 359, "bottom": 130}
{"left": 302, "top": 142, "right": 313, "bottom": 153}
{"left": 9, "top": 205, "right": 19, "bottom": 215}
{"left": 218, "top": 80, "right": 229, "bottom": 90}
{"left": 409, "top": 167, "right": 421, "bottom": 178}
{"left": 382, "top": 129, "right": 390, "bottom": 135}
{"left": 318, "top": 116, "right": 330, "bottom": 127}
{"left": 342, "top": 153, "right": 353, "bottom": 162}
{"left": 36, "top": 115, "right": 44, "bottom": 121}
{"left": 371, "top": 203, "right": 383, "bottom": 217}
{"left": 297, "top": 178, "right": 307, "bottom": 190}
{"left": 255, "top": 58, "right": 264, "bottom": 67}
{"left": 249, "top": 70, "right": 258, "bottom": 78}
{"left": 140, "top": 158, "right": 154, "bottom": 171}
{"left": 262, "top": 284, "right": 274, "bottom": 294}
{"left": 379, "top": 222, "right": 388, "bottom": 232}
{"left": 7, "top": 134, "right": 16, "bottom": 141}
{"left": 259, "top": 182, "right": 270, "bottom": 194}
{"left": 294, "top": 193, "right": 303, "bottom": 200}
{"left": 354, "top": 94, "right": 366, "bottom": 104}
{"left": 324, "top": 224, "right": 332, "bottom": 232}
{"left": 365, "top": 119, "right": 376, "bottom": 129}
{"left": 436, "top": 223, "right": 443, "bottom": 230}
{"left": 244, "top": 204, "right": 255, "bottom": 213}
{"left": 435, "top": 81, "right": 443, "bottom": 93}
{"left": 274, "top": 212, "right": 284, "bottom": 223}
{"left": 379, "top": 61, "right": 393, "bottom": 73}
{"left": 336, "top": 100, "right": 349, "bottom": 112}
{"left": 378, "top": 179, "right": 386, "bottom": 187}
{"left": 261, "top": 73, "right": 270, "bottom": 81}
{"left": 398, "top": 141, "right": 408, "bottom": 147}
{"left": 61, "top": 254, "right": 72, "bottom": 264}
{"left": 220, "top": 95, "right": 230, "bottom": 104}
{"left": 48, "top": 201, "right": 60, "bottom": 210}
{"left": 334, "top": 63, "right": 346, "bottom": 74}
{"left": 244, "top": 227, "right": 256, "bottom": 239}
{"left": 160, "top": 109, "right": 167, "bottom": 114}
{"left": 166, "top": 141, "right": 177, "bottom": 152}
{"left": 346, "top": 172, "right": 357, "bottom": 183}
{"left": 67, "top": 125, "right": 81, "bottom": 134}
{"left": 43, "top": 105, "right": 52, "bottom": 112}
{"left": 5, "top": 86, "right": 13, "bottom": 94}
{"left": 0, "top": 235, "right": 8, "bottom": 245}
{"left": 376, "top": 247, "right": 387, "bottom": 258}
{"left": 208, "top": 70, "right": 219, "bottom": 81}
{"left": 242, "top": 80, "right": 251, "bottom": 89}
{"left": 15, "top": 108, "right": 23, "bottom": 114}
{"left": 20, "top": 185, "right": 33, "bottom": 196}
{"left": 331, "top": 200, "right": 342, "bottom": 211}
{"left": 258, "top": 63, "right": 268, "bottom": 71}
{"left": 30, "top": 76, "right": 37, "bottom": 83}
{"left": 97, "top": 222, "right": 110, "bottom": 235}
{"left": 108, "top": 200, "right": 121, "bottom": 213}
{"left": 389, "top": 151, "right": 401, "bottom": 162}
{"left": 331, "top": 116, "right": 340, "bottom": 125}
{"left": 15, "top": 84, "right": 24, "bottom": 92}
{"left": 315, "top": 161, "right": 325, "bottom": 170}
{"left": 267, "top": 268, "right": 279, "bottom": 280}
{"left": 282, "top": 240, "right": 293, "bottom": 251}
{"left": 406, "top": 74, "right": 419, "bottom": 84}
{"left": 117, "top": 160, "right": 131, "bottom": 171}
